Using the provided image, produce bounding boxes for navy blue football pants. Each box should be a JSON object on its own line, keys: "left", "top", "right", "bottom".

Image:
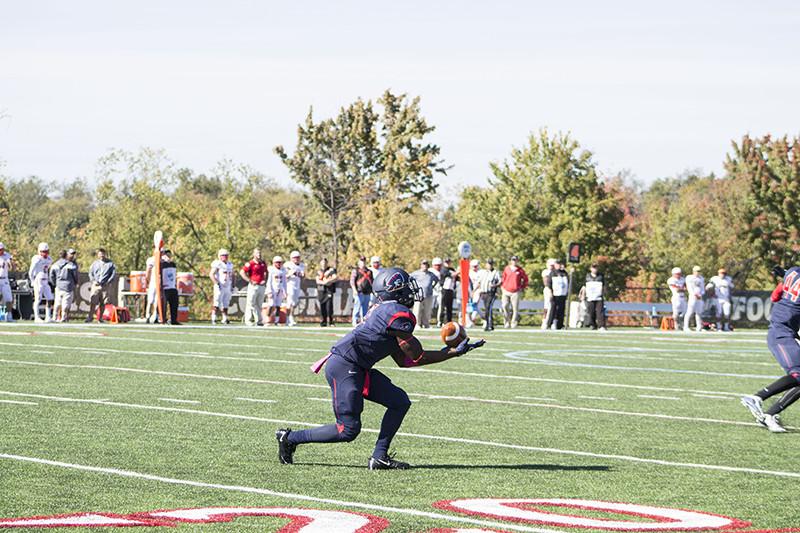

{"left": 767, "top": 329, "right": 800, "bottom": 377}
{"left": 288, "top": 354, "right": 411, "bottom": 459}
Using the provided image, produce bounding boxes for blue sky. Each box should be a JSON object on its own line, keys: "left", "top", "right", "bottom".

{"left": 1, "top": 1, "right": 798, "bottom": 192}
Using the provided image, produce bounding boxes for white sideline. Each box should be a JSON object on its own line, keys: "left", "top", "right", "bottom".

{"left": 0, "top": 399, "right": 37, "bottom": 406}
{"left": 0, "top": 359, "right": 774, "bottom": 427}
{"left": 1, "top": 392, "right": 799, "bottom": 479}
{"left": 0, "top": 453, "right": 561, "bottom": 533}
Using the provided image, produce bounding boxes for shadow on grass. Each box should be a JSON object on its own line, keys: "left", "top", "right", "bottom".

{"left": 297, "top": 463, "right": 611, "bottom": 471}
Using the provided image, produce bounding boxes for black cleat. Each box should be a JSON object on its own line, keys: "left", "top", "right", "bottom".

{"left": 276, "top": 428, "right": 297, "bottom": 464}
{"left": 368, "top": 453, "right": 411, "bottom": 470}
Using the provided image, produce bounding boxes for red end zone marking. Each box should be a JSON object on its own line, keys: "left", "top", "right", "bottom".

{"left": 433, "top": 499, "right": 751, "bottom": 531}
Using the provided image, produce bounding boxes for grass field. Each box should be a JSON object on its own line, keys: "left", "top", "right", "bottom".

{"left": 0, "top": 323, "right": 797, "bottom": 532}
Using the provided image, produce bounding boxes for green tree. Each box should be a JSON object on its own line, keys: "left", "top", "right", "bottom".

{"left": 727, "top": 134, "right": 800, "bottom": 269}
{"left": 452, "top": 129, "right": 633, "bottom": 296}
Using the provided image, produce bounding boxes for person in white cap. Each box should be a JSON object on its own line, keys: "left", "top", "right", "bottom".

{"left": 541, "top": 258, "right": 556, "bottom": 330}
{"left": 284, "top": 250, "right": 305, "bottom": 326}
{"left": 368, "top": 256, "right": 383, "bottom": 306}
{"left": 684, "top": 265, "right": 705, "bottom": 332}
{"left": 210, "top": 249, "right": 234, "bottom": 324}
{"left": 0, "top": 242, "right": 16, "bottom": 321}
{"left": 667, "top": 267, "right": 687, "bottom": 330}
{"left": 708, "top": 267, "right": 734, "bottom": 331}
{"left": 468, "top": 258, "right": 482, "bottom": 327}
{"left": 265, "top": 255, "right": 287, "bottom": 326}
{"left": 29, "top": 242, "right": 54, "bottom": 322}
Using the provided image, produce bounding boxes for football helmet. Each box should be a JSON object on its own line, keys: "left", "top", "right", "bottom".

{"left": 373, "top": 267, "right": 423, "bottom": 308}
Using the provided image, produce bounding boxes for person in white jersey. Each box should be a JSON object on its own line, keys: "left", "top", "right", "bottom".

{"left": 210, "top": 249, "right": 234, "bottom": 325}
{"left": 708, "top": 267, "right": 734, "bottom": 332}
{"left": 684, "top": 265, "right": 705, "bottom": 332}
{"left": 266, "top": 255, "right": 288, "bottom": 326}
{"left": 0, "top": 242, "right": 16, "bottom": 321}
{"left": 29, "top": 242, "right": 53, "bottom": 322}
{"left": 667, "top": 267, "right": 687, "bottom": 330}
{"left": 284, "top": 250, "right": 305, "bottom": 327}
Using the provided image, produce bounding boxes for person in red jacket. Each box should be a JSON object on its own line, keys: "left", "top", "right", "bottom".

{"left": 500, "top": 255, "right": 529, "bottom": 328}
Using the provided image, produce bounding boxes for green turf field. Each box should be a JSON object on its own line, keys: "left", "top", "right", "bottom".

{"left": 0, "top": 324, "right": 797, "bottom": 532}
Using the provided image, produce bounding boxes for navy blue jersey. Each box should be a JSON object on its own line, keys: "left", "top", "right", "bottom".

{"left": 771, "top": 266, "right": 800, "bottom": 336}
{"left": 332, "top": 301, "right": 416, "bottom": 369}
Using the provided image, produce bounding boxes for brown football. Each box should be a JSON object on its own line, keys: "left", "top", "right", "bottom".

{"left": 441, "top": 321, "right": 467, "bottom": 348}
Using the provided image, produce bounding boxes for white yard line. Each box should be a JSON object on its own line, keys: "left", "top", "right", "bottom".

{"left": 158, "top": 398, "right": 201, "bottom": 405}
{"left": 0, "top": 399, "right": 37, "bottom": 406}
{"left": 637, "top": 395, "right": 681, "bottom": 401}
{"left": 0, "top": 453, "right": 558, "bottom": 533}
{"left": 515, "top": 396, "right": 558, "bottom": 402}
{"left": 578, "top": 395, "right": 617, "bottom": 401}
{"left": 0, "top": 359, "right": 763, "bottom": 428}
{"left": 1, "top": 393, "right": 798, "bottom": 479}
{"left": 234, "top": 397, "right": 277, "bottom": 404}
{"left": 692, "top": 394, "right": 737, "bottom": 401}
{"left": 306, "top": 397, "right": 331, "bottom": 402}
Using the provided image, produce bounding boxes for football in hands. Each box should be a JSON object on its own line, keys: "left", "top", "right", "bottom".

{"left": 441, "top": 321, "right": 468, "bottom": 348}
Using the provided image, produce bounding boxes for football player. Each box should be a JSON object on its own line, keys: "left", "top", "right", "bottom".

{"left": 683, "top": 266, "right": 705, "bottom": 332}
{"left": 707, "top": 268, "right": 734, "bottom": 332}
{"left": 742, "top": 265, "right": 800, "bottom": 432}
{"left": 276, "top": 267, "right": 485, "bottom": 470}
{"left": 284, "top": 251, "right": 305, "bottom": 327}
{"left": 265, "top": 255, "right": 287, "bottom": 326}
{"left": 29, "top": 242, "right": 53, "bottom": 322}
{"left": 210, "top": 249, "right": 234, "bottom": 325}
{"left": 667, "top": 267, "right": 687, "bottom": 330}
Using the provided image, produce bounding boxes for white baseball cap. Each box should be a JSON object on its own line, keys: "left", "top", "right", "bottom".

{"left": 38, "top": 242, "right": 49, "bottom": 252}
{"left": 218, "top": 248, "right": 229, "bottom": 257}
{"left": 470, "top": 259, "right": 480, "bottom": 267}
{"left": 370, "top": 256, "right": 381, "bottom": 263}
{"left": 432, "top": 257, "right": 443, "bottom": 265}
{"left": 273, "top": 255, "right": 284, "bottom": 263}
{"left": 290, "top": 250, "right": 301, "bottom": 258}
{"left": 671, "top": 267, "right": 682, "bottom": 275}
{"left": 0, "top": 242, "right": 4, "bottom": 249}
{"left": 692, "top": 265, "right": 702, "bottom": 272}
{"left": 546, "top": 258, "right": 556, "bottom": 267}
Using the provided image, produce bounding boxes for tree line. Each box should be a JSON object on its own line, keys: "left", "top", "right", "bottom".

{"left": 1, "top": 90, "right": 798, "bottom": 309}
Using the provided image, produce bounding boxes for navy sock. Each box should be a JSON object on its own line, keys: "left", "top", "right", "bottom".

{"left": 289, "top": 424, "right": 341, "bottom": 444}
{"left": 767, "top": 386, "right": 800, "bottom": 416}
{"left": 756, "top": 374, "right": 798, "bottom": 400}
{"left": 372, "top": 405, "right": 409, "bottom": 459}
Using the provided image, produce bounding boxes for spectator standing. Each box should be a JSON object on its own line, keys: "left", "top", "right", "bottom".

{"left": 29, "top": 242, "right": 53, "bottom": 322}
{"left": 350, "top": 256, "right": 373, "bottom": 326}
{"left": 316, "top": 258, "right": 337, "bottom": 327}
{"left": 541, "top": 259, "right": 556, "bottom": 330}
{"left": 368, "top": 256, "right": 383, "bottom": 305}
{"left": 478, "top": 259, "right": 501, "bottom": 331}
{"left": 50, "top": 248, "right": 79, "bottom": 322}
{"left": 240, "top": 248, "right": 267, "bottom": 326}
{"left": 411, "top": 260, "right": 438, "bottom": 328}
{"left": 434, "top": 257, "right": 455, "bottom": 326}
{"left": 284, "top": 250, "right": 305, "bottom": 327}
{"left": 210, "top": 249, "right": 234, "bottom": 325}
{"left": 468, "top": 259, "right": 482, "bottom": 327}
{"left": 266, "top": 256, "right": 288, "bottom": 326}
{"left": 584, "top": 263, "right": 606, "bottom": 331}
{"left": 86, "top": 248, "right": 116, "bottom": 323}
{"left": 547, "top": 261, "right": 569, "bottom": 330}
{"left": 160, "top": 249, "right": 179, "bottom": 325}
{"left": 708, "top": 267, "right": 734, "bottom": 332}
{"left": 667, "top": 267, "right": 687, "bottom": 331}
{"left": 0, "top": 242, "right": 15, "bottom": 321}
{"left": 684, "top": 265, "right": 705, "bottom": 332}
{"left": 501, "top": 255, "right": 529, "bottom": 329}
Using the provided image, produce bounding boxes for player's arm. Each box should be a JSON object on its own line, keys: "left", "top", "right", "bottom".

{"left": 390, "top": 331, "right": 484, "bottom": 367}
{"left": 240, "top": 264, "right": 251, "bottom": 284}
{"left": 209, "top": 265, "right": 220, "bottom": 285}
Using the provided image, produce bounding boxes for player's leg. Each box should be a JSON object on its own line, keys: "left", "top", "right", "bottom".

{"left": 742, "top": 333, "right": 800, "bottom": 429}
{"left": 722, "top": 300, "right": 732, "bottom": 331}
{"left": 0, "top": 280, "right": 10, "bottom": 321}
{"left": 255, "top": 285, "right": 265, "bottom": 326}
{"left": 278, "top": 357, "right": 365, "bottom": 464}
{"left": 714, "top": 300, "right": 723, "bottom": 331}
{"left": 244, "top": 284, "right": 256, "bottom": 326}
{"left": 694, "top": 300, "right": 703, "bottom": 331}
{"left": 363, "top": 369, "right": 412, "bottom": 469}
